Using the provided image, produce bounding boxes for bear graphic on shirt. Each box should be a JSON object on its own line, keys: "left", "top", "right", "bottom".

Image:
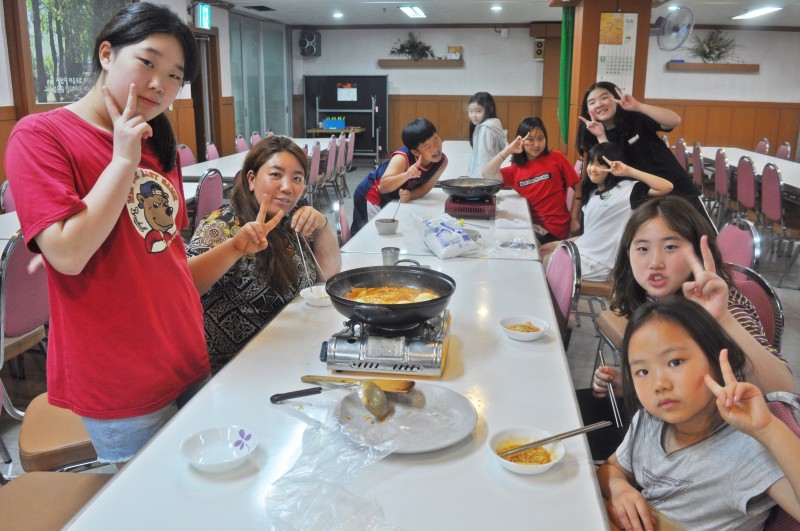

{"left": 127, "top": 169, "right": 181, "bottom": 254}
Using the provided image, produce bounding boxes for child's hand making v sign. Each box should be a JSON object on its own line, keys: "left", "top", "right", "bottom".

{"left": 705, "top": 350, "right": 800, "bottom": 523}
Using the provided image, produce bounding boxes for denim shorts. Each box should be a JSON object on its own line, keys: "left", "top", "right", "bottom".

{"left": 81, "top": 377, "right": 209, "bottom": 463}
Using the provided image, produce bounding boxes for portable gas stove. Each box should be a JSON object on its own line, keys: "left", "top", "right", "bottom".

{"left": 444, "top": 194, "right": 497, "bottom": 220}
{"left": 320, "top": 310, "right": 450, "bottom": 375}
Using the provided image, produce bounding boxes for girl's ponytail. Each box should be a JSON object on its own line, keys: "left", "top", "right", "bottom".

{"left": 148, "top": 114, "right": 177, "bottom": 173}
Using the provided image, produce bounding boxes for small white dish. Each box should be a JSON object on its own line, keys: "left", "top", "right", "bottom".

{"left": 180, "top": 426, "right": 257, "bottom": 473}
{"left": 499, "top": 316, "right": 548, "bottom": 341}
{"left": 300, "top": 285, "right": 331, "bottom": 307}
{"left": 489, "top": 427, "right": 565, "bottom": 475}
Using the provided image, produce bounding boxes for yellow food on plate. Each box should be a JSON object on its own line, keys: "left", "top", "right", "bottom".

{"left": 507, "top": 322, "right": 541, "bottom": 333}
{"left": 344, "top": 287, "right": 438, "bottom": 304}
{"left": 496, "top": 437, "right": 552, "bottom": 465}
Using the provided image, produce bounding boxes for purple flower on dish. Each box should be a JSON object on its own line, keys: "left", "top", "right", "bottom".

{"left": 234, "top": 429, "right": 252, "bottom": 451}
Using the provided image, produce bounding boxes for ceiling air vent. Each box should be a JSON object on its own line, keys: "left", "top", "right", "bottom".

{"left": 245, "top": 5, "right": 275, "bottom": 12}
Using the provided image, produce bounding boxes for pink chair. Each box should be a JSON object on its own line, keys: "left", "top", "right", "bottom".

{"left": 755, "top": 137, "right": 770, "bottom": 155}
{"left": 266, "top": 130, "right": 275, "bottom": 138}
{"left": 727, "top": 263, "right": 783, "bottom": 350}
{"left": 318, "top": 135, "right": 343, "bottom": 211}
{"left": 545, "top": 240, "right": 581, "bottom": 347}
{"left": 177, "top": 144, "right": 196, "bottom": 168}
{"left": 191, "top": 169, "right": 224, "bottom": 234}
{"left": 565, "top": 186, "right": 575, "bottom": 210}
{"left": 335, "top": 201, "right": 351, "bottom": 246}
{"left": 736, "top": 155, "right": 759, "bottom": 223}
{"left": 0, "top": 181, "right": 15, "bottom": 213}
{"left": 673, "top": 137, "right": 689, "bottom": 173}
{"left": 344, "top": 130, "right": 357, "bottom": 173}
{"left": 775, "top": 141, "right": 791, "bottom": 161}
{"left": 250, "top": 131, "right": 262, "bottom": 146}
{"left": 235, "top": 135, "right": 249, "bottom": 153}
{"left": 661, "top": 134, "right": 669, "bottom": 146}
{"left": 714, "top": 149, "right": 733, "bottom": 228}
{"left": 305, "top": 141, "right": 322, "bottom": 207}
{"left": 692, "top": 143, "right": 716, "bottom": 211}
{"left": 761, "top": 163, "right": 800, "bottom": 288}
{"left": 1, "top": 231, "right": 50, "bottom": 420}
{"left": 334, "top": 132, "right": 350, "bottom": 197}
{"left": 718, "top": 218, "right": 761, "bottom": 270}
{"left": 205, "top": 141, "right": 220, "bottom": 160}
{"left": 764, "top": 392, "right": 800, "bottom": 530}
{"left": 0, "top": 381, "right": 11, "bottom": 462}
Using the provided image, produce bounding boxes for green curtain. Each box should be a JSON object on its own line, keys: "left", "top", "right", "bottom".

{"left": 558, "top": 7, "right": 575, "bottom": 145}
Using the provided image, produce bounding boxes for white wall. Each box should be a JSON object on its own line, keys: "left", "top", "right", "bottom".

{"left": 0, "top": 1, "right": 13, "bottom": 106}
{"left": 645, "top": 29, "right": 800, "bottom": 103}
{"left": 291, "top": 27, "right": 543, "bottom": 97}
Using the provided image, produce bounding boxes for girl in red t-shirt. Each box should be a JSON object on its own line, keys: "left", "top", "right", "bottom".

{"left": 483, "top": 117, "right": 581, "bottom": 243}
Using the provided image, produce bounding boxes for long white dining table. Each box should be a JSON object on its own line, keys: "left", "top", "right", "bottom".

{"left": 344, "top": 189, "right": 540, "bottom": 261}
{"left": 181, "top": 137, "right": 325, "bottom": 182}
{"left": 66, "top": 247, "right": 610, "bottom": 530}
{"left": 0, "top": 210, "right": 20, "bottom": 243}
{"left": 702, "top": 146, "right": 800, "bottom": 197}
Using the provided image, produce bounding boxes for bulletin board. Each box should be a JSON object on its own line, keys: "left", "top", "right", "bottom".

{"left": 596, "top": 13, "right": 637, "bottom": 93}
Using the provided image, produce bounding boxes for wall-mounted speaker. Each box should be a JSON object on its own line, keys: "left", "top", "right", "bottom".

{"left": 533, "top": 39, "right": 545, "bottom": 61}
{"left": 299, "top": 30, "right": 321, "bottom": 57}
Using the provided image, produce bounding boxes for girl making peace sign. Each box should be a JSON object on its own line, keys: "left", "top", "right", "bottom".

{"left": 575, "top": 81, "right": 707, "bottom": 219}
{"left": 5, "top": 4, "right": 210, "bottom": 463}
{"left": 598, "top": 298, "right": 800, "bottom": 531}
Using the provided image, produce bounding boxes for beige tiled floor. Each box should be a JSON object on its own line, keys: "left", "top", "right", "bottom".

{"left": 3, "top": 159, "right": 800, "bottom": 479}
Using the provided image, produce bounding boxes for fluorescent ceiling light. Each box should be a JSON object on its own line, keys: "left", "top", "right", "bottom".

{"left": 732, "top": 7, "right": 782, "bottom": 19}
{"left": 399, "top": 6, "right": 426, "bottom": 18}
{"left": 333, "top": 11, "right": 343, "bottom": 18}
{"left": 491, "top": 5, "right": 502, "bottom": 11}
{"left": 668, "top": 5, "right": 679, "bottom": 11}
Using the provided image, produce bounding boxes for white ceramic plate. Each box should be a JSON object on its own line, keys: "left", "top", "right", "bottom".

{"left": 180, "top": 426, "right": 258, "bottom": 473}
{"left": 336, "top": 383, "right": 478, "bottom": 453}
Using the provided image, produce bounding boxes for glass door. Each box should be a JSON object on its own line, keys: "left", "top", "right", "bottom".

{"left": 229, "top": 14, "right": 289, "bottom": 139}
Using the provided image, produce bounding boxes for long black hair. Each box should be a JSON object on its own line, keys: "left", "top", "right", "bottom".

{"left": 468, "top": 92, "right": 498, "bottom": 148}
{"left": 232, "top": 136, "right": 309, "bottom": 294}
{"left": 620, "top": 298, "right": 748, "bottom": 419}
{"left": 579, "top": 142, "right": 627, "bottom": 209}
{"left": 511, "top": 117, "right": 550, "bottom": 167}
{"left": 575, "top": 81, "right": 633, "bottom": 156}
{"left": 91, "top": 3, "right": 198, "bottom": 172}
{"left": 610, "top": 195, "right": 731, "bottom": 318}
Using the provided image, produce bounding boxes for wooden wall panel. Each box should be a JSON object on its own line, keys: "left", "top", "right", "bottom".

{"left": 220, "top": 97, "right": 236, "bottom": 157}
{"left": 649, "top": 99, "right": 800, "bottom": 154}
{"left": 173, "top": 99, "right": 197, "bottom": 159}
{"left": 0, "top": 107, "right": 17, "bottom": 183}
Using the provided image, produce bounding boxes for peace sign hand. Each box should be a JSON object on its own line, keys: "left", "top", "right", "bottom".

{"left": 704, "top": 349, "right": 772, "bottom": 438}
{"left": 104, "top": 83, "right": 153, "bottom": 168}
{"left": 232, "top": 194, "right": 284, "bottom": 255}
{"left": 681, "top": 235, "right": 729, "bottom": 320}
{"left": 578, "top": 110, "right": 606, "bottom": 139}
{"left": 602, "top": 156, "right": 629, "bottom": 176}
{"left": 506, "top": 135, "right": 526, "bottom": 155}
{"left": 406, "top": 158, "right": 423, "bottom": 180}
{"left": 613, "top": 86, "right": 640, "bottom": 112}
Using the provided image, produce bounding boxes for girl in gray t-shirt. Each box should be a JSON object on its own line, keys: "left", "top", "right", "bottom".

{"left": 597, "top": 298, "right": 800, "bottom": 531}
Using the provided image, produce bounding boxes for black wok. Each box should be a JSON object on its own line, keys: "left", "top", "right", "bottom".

{"left": 439, "top": 177, "right": 502, "bottom": 198}
{"left": 325, "top": 266, "right": 456, "bottom": 327}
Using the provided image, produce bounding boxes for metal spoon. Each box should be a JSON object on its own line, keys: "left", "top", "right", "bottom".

{"left": 299, "top": 233, "right": 327, "bottom": 283}
{"left": 294, "top": 230, "right": 313, "bottom": 287}
{"left": 270, "top": 381, "right": 389, "bottom": 420}
{"left": 390, "top": 199, "right": 402, "bottom": 221}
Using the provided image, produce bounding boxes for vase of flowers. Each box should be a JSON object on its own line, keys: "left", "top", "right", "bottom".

{"left": 390, "top": 32, "right": 435, "bottom": 62}
{"left": 687, "top": 30, "right": 738, "bottom": 63}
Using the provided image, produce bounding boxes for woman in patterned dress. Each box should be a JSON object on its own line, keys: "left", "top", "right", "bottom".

{"left": 187, "top": 136, "right": 341, "bottom": 372}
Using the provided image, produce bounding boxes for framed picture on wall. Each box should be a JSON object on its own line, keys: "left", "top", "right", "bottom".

{"left": 6, "top": 0, "right": 131, "bottom": 113}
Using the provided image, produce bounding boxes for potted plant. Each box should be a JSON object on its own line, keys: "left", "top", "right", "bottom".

{"left": 390, "top": 32, "right": 435, "bottom": 61}
{"left": 687, "top": 30, "right": 738, "bottom": 63}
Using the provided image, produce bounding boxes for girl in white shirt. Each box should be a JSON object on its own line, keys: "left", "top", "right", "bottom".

{"left": 466, "top": 92, "right": 506, "bottom": 181}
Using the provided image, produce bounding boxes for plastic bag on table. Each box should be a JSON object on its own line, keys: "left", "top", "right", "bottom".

{"left": 418, "top": 213, "right": 480, "bottom": 259}
{"left": 265, "top": 392, "right": 403, "bottom": 531}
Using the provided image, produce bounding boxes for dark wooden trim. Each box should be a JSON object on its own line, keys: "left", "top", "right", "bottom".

{"left": 377, "top": 59, "right": 463, "bottom": 68}
{"left": 665, "top": 62, "right": 759, "bottom": 73}
{"left": 0, "top": 106, "right": 16, "bottom": 121}
{"left": 287, "top": 23, "right": 533, "bottom": 30}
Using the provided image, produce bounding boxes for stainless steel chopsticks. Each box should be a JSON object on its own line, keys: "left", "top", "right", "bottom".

{"left": 497, "top": 421, "right": 613, "bottom": 458}
{"left": 598, "top": 349, "right": 624, "bottom": 428}
{"left": 300, "top": 233, "right": 327, "bottom": 283}
{"left": 294, "top": 230, "right": 314, "bottom": 287}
